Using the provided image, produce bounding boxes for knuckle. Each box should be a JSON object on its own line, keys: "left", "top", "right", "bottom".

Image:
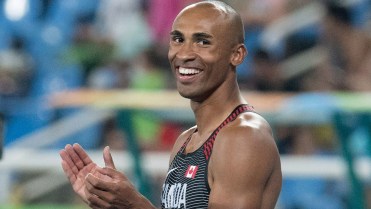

{"left": 86, "top": 193, "right": 94, "bottom": 202}
{"left": 91, "top": 179, "right": 100, "bottom": 187}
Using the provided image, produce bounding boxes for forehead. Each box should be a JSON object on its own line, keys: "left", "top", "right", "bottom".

{"left": 172, "top": 5, "right": 228, "bottom": 35}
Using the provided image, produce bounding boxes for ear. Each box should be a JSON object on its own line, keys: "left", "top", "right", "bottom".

{"left": 230, "top": 44, "right": 247, "bottom": 66}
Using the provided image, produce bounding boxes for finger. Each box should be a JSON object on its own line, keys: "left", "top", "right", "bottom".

{"left": 103, "top": 146, "right": 116, "bottom": 169}
{"left": 65, "top": 144, "right": 85, "bottom": 170}
{"left": 96, "top": 166, "right": 128, "bottom": 181}
{"left": 85, "top": 173, "right": 117, "bottom": 205}
{"left": 89, "top": 201, "right": 106, "bottom": 209}
{"left": 85, "top": 179, "right": 111, "bottom": 209}
{"left": 73, "top": 143, "right": 94, "bottom": 166}
{"left": 88, "top": 196, "right": 110, "bottom": 209}
{"left": 90, "top": 166, "right": 114, "bottom": 182}
{"left": 61, "top": 161, "right": 77, "bottom": 185}
{"left": 59, "top": 148, "right": 79, "bottom": 175}
{"left": 85, "top": 172, "right": 113, "bottom": 192}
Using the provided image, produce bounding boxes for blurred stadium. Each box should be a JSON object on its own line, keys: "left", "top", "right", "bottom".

{"left": 0, "top": 0, "right": 371, "bottom": 208}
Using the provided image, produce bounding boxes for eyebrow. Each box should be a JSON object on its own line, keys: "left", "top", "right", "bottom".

{"left": 170, "top": 30, "right": 183, "bottom": 37}
{"left": 193, "top": 32, "right": 213, "bottom": 40}
{"left": 170, "top": 30, "right": 213, "bottom": 39}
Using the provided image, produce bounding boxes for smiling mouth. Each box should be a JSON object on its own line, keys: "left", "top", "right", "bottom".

{"left": 178, "top": 67, "right": 202, "bottom": 76}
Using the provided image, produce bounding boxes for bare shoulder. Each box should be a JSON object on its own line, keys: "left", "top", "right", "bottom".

{"left": 208, "top": 112, "right": 282, "bottom": 209}
{"left": 215, "top": 111, "right": 276, "bottom": 153}
{"left": 210, "top": 111, "right": 281, "bottom": 185}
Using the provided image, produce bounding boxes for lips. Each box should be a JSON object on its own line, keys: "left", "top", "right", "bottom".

{"left": 179, "top": 67, "right": 201, "bottom": 75}
{"left": 176, "top": 67, "right": 202, "bottom": 83}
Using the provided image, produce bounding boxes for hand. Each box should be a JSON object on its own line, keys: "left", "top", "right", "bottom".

{"left": 84, "top": 146, "right": 154, "bottom": 209}
{"left": 59, "top": 143, "right": 109, "bottom": 203}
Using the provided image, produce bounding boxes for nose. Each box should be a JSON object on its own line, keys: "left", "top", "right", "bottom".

{"left": 175, "top": 42, "right": 197, "bottom": 61}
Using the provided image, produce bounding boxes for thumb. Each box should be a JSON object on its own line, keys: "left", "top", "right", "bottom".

{"left": 103, "top": 146, "right": 116, "bottom": 169}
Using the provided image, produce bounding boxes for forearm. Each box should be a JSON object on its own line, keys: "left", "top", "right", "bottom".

{"left": 132, "top": 194, "right": 158, "bottom": 209}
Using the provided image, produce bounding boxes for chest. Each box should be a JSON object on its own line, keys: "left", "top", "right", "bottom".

{"left": 162, "top": 150, "right": 211, "bottom": 209}
{"left": 184, "top": 133, "right": 211, "bottom": 154}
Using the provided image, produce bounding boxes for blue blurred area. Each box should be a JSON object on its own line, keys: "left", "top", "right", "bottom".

{"left": 279, "top": 178, "right": 347, "bottom": 209}
{"left": 0, "top": 0, "right": 99, "bottom": 146}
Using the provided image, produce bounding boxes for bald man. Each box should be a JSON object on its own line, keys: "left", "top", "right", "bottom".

{"left": 60, "top": 1, "right": 282, "bottom": 209}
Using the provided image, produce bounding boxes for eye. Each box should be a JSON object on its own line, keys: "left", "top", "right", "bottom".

{"left": 172, "top": 36, "right": 183, "bottom": 43}
{"left": 197, "top": 39, "right": 210, "bottom": 45}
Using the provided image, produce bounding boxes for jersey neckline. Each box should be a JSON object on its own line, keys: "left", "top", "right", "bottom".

{"left": 179, "top": 103, "right": 254, "bottom": 156}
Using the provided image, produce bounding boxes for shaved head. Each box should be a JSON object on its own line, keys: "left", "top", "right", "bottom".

{"left": 168, "top": 0, "right": 248, "bottom": 101}
{"left": 175, "top": 1, "right": 245, "bottom": 45}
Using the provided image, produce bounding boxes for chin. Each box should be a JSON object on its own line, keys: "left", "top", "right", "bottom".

{"left": 178, "top": 90, "right": 205, "bottom": 103}
{"left": 177, "top": 89, "right": 192, "bottom": 99}
{"left": 176, "top": 84, "right": 208, "bottom": 102}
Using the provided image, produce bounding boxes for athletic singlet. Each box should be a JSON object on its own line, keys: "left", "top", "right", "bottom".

{"left": 161, "top": 104, "right": 255, "bottom": 209}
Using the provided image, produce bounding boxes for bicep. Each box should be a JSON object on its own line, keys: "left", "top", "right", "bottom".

{"left": 209, "top": 180, "right": 264, "bottom": 209}
{"left": 208, "top": 126, "right": 278, "bottom": 209}
{"left": 208, "top": 159, "right": 268, "bottom": 209}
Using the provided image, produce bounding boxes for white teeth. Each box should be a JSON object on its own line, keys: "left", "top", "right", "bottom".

{"left": 179, "top": 67, "right": 201, "bottom": 75}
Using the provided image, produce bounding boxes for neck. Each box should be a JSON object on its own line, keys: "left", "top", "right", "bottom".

{"left": 190, "top": 81, "right": 246, "bottom": 136}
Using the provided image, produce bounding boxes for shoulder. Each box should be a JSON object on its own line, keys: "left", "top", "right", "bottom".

{"left": 208, "top": 112, "right": 282, "bottom": 208}
{"left": 216, "top": 111, "right": 275, "bottom": 150}
{"left": 210, "top": 111, "right": 280, "bottom": 176}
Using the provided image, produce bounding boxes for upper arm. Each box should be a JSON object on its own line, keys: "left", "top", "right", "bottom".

{"left": 208, "top": 115, "right": 281, "bottom": 209}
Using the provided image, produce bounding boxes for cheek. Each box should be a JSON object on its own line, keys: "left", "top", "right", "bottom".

{"left": 204, "top": 52, "right": 230, "bottom": 70}
{"left": 168, "top": 47, "right": 175, "bottom": 62}
{"left": 205, "top": 47, "right": 231, "bottom": 62}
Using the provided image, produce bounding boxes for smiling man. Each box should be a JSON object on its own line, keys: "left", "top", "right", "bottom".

{"left": 60, "top": 1, "right": 282, "bottom": 209}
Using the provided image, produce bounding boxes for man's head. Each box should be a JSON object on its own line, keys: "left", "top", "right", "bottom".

{"left": 168, "top": 1, "right": 247, "bottom": 101}
{"left": 179, "top": 1, "right": 245, "bottom": 45}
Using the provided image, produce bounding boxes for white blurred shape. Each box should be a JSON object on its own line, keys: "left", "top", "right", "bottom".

{"left": 4, "top": 0, "right": 29, "bottom": 21}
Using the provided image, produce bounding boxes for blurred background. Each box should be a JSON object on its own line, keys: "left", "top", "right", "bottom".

{"left": 0, "top": 0, "right": 370, "bottom": 208}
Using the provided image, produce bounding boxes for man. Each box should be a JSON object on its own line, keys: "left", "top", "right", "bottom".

{"left": 60, "top": 1, "right": 282, "bottom": 208}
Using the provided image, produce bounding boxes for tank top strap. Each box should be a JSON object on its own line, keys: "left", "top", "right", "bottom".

{"left": 213, "top": 104, "right": 254, "bottom": 135}
{"left": 203, "top": 104, "right": 254, "bottom": 160}
{"left": 179, "top": 104, "right": 254, "bottom": 156}
{"left": 179, "top": 128, "right": 197, "bottom": 153}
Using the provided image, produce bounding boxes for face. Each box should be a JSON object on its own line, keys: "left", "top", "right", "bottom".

{"left": 168, "top": 4, "right": 239, "bottom": 102}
